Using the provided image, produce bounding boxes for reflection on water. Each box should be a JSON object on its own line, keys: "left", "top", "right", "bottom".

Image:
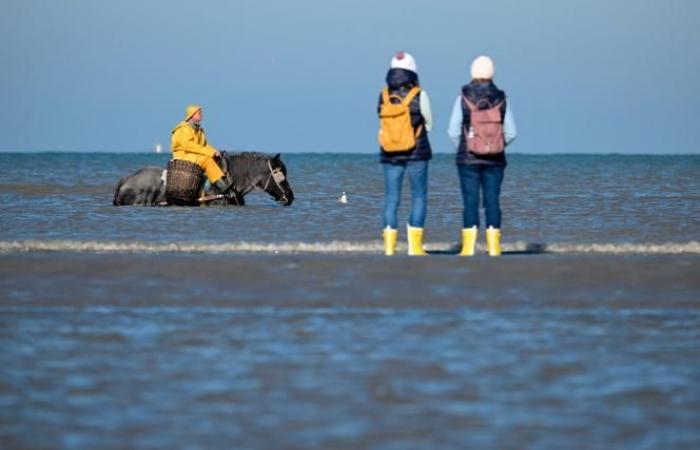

{"left": 1, "top": 307, "right": 699, "bottom": 449}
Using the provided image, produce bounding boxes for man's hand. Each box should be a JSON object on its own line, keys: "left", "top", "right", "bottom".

{"left": 213, "top": 149, "right": 221, "bottom": 159}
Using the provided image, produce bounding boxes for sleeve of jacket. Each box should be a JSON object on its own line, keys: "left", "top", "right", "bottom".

{"left": 419, "top": 91, "right": 433, "bottom": 132}
{"left": 447, "top": 95, "right": 463, "bottom": 150}
{"left": 200, "top": 133, "right": 220, "bottom": 157}
{"left": 503, "top": 101, "right": 517, "bottom": 146}
{"left": 172, "top": 125, "right": 216, "bottom": 158}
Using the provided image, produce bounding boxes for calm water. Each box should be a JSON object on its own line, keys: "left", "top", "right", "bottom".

{"left": 1, "top": 152, "right": 699, "bottom": 246}
{"left": 1, "top": 152, "right": 699, "bottom": 449}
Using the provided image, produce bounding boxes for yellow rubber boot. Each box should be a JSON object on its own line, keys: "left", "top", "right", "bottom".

{"left": 383, "top": 227, "right": 398, "bottom": 256}
{"left": 486, "top": 226, "right": 501, "bottom": 256}
{"left": 407, "top": 225, "right": 428, "bottom": 256}
{"left": 459, "top": 227, "right": 478, "bottom": 256}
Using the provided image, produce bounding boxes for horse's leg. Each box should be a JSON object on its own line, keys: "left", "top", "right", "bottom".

{"left": 145, "top": 188, "right": 157, "bottom": 206}
{"left": 156, "top": 186, "right": 166, "bottom": 205}
{"left": 135, "top": 189, "right": 149, "bottom": 206}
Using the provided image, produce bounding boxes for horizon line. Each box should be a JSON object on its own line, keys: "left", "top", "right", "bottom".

{"left": 1, "top": 150, "right": 698, "bottom": 156}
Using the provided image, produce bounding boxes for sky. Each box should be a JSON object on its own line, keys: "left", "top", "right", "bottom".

{"left": 1, "top": 0, "right": 698, "bottom": 154}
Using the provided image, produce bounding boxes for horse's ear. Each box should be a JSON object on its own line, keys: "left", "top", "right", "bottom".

{"left": 273, "top": 153, "right": 280, "bottom": 160}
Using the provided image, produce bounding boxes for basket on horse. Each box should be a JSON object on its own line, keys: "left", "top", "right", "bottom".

{"left": 165, "top": 159, "right": 205, "bottom": 206}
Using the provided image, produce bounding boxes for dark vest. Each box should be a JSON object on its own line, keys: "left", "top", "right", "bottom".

{"left": 378, "top": 68, "right": 432, "bottom": 164}
{"left": 457, "top": 80, "right": 507, "bottom": 166}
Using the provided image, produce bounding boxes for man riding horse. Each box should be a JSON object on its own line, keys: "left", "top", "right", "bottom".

{"left": 171, "top": 104, "right": 236, "bottom": 198}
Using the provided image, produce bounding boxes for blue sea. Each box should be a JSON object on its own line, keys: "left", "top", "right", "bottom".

{"left": 1, "top": 152, "right": 699, "bottom": 449}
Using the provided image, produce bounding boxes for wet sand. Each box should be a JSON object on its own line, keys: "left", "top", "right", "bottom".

{"left": 1, "top": 253, "right": 698, "bottom": 309}
{"left": 1, "top": 253, "right": 699, "bottom": 449}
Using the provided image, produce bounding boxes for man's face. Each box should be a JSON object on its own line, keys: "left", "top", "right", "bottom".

{"left": 191, "top": 109, "right": 203, "bottom": 123}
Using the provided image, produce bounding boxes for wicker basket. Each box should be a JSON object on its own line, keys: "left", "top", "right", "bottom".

{"left": 165, "top": 159, "right": 205, "bottom": 206}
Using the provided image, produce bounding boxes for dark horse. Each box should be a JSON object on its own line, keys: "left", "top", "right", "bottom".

{"left": 113, "top": 152, "right": 293, "bottom": 206}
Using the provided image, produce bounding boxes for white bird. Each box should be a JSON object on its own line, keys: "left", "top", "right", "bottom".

{"left": 338, "top": 191, "right": 348, "bottom": 204}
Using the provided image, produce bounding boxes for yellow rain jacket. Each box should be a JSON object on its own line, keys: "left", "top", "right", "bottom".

{"left": 171, "top": 121, "right": 224, "bottom": 183}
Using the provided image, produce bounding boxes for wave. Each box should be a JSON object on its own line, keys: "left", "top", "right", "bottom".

{"left": 1, "top": 240, "right": 699, "bottom": 255}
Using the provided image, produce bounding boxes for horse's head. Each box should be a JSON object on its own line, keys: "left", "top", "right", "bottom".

{"left": 262, "top": 154, "right": 294, "bottom": 206}
{"left": 221, "top": 152, "right": 294, "bottom": 206}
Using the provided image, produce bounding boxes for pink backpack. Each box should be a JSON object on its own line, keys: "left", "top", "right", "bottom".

{"left": 462, "top": 96, "right": 505, "bottom": 155}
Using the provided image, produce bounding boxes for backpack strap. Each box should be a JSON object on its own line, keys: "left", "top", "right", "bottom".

{"left": 382, "top": 86, "right": 421, "bottom": 105}
{"left": 381, "top": 87, "right": 391, "bottom": 105}
{"left": 463, "top": 95, "right": 504, "bottom": 111}
{"left": 414, "top": 124, "right": 423, "bottom": 138}
{"left": 462, "top": 95, "right": 478, "bottom": 111}
{"left": 403, "top": 86, "right": 421, "bottom": 105}
{"left": 490, "top": 98, "right": 505, "bottom": 111}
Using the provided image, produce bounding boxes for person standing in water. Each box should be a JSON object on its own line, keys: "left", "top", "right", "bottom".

{"left": 448, "top": 56, "right": 517, "bottom": 256}
{"left": 378, "top": 52, "right": 433, "bottom": 256}
{"left": 171, "top": 104, "right": 235, "bottom": 197}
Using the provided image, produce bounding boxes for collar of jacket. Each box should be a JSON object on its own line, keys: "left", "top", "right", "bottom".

{"left": 172, "top": 120, "right": 201, "bottom": 134}
{"left": 462, "top": 80, "right": 504, "bottom": 103}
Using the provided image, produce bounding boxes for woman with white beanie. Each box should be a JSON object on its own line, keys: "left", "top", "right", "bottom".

{"left": 447, "top": 55, "right": 517, "bottom": 256}
{"left": 378, "top": 51, "right": 434, "bottom": 256}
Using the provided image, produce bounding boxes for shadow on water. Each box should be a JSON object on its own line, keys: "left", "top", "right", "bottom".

{"left": 427, "top": 242, "right": 549, "bottom": 256}
{"left": 504, "top": 242, "right": 549, "bottom": 255}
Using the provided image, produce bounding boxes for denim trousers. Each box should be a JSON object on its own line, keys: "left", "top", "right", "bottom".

{"left": 382, "top": 160, "right": 428, "bottom": 229}
{"left": 457, "top": 164, "right": 505, "bottom": 228}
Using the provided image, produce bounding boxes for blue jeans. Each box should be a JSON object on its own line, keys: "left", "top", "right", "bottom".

{"left": 457, "top": 164, "right": 505, "bottom": 228}
{"left": 383, "top": 161, "right": 428, "bottom": 229}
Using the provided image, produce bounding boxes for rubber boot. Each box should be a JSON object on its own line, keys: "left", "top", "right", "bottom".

{"left": 213, "top": 177, "right": 233, "bottom": 195}
{"left": 213, "top": 177, "right": 241, "bottom": 204}
{"left": 407, "top": 225, "right": 428, "bottom": 256}
{"left": 486, "top": 226, "right": 501, "bottom": 256}
{"left": 383, "top": 227, "right": 398, "bottom": 256}
{"left": 459, "top": 226, "right": 478, "bottom": 256}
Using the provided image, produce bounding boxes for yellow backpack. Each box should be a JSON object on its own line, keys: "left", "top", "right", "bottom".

{"left": 378, "top": 86, "right": 422, "bottom": 152}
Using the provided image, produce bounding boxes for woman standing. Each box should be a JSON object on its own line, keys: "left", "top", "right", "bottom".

{"left": 378, "top": 52, "right": 433, "bottom": 256}
{"left": 447, "top": 56, "right": 517, "bottom": 256}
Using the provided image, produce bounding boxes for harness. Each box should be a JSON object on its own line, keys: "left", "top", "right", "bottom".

{"left": 238, "top": 159, "right": 289, "bottom": 204}
{"left": 164, "top": 151, "right": 289, "bottom": 204}
{"left": 263, "top": 160, "right": 287, "bottom": 192}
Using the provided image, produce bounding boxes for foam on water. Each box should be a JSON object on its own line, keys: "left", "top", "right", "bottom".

{"left": 1, "top": 239, "right": 699, "bottom": 255}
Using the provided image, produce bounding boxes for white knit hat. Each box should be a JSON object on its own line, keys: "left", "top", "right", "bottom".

{"left": 471, "top": 55, "right": 495, "bottom": 80}
{"left": 391, "top": 51, "right": 417, "bottom": 73}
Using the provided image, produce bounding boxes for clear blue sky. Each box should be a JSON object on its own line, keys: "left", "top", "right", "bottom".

{"left": 1, "top": 0, "right": 698, "bottom": 153}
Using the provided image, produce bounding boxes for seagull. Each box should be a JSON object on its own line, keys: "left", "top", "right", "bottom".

{"left": 338, "top": 191, "right": 348, "bottom": 204}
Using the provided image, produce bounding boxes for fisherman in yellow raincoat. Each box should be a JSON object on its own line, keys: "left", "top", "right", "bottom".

{"left": 171, "top": 104, "right": 234, "bottom": 196}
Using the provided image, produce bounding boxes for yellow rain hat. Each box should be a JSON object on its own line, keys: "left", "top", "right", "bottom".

{"left": 185, "top": 104, "right": 202, "bottom": 121}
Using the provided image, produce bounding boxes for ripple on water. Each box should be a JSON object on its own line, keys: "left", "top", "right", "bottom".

{"left": 0, "top": 308, "right": 698, "bottom": 448}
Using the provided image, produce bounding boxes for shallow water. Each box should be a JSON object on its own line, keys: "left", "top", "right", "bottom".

{"left": 1, "top": 153, "right": 699, "bottom": 448}
{"left": 1, "top": 153, "right": 698, "bottom": 246}
{"left": 1, "top": 303, "right": 699, "bottom": 449}
{"left": 1, "top": 253, "right": 699, "bottom": 449}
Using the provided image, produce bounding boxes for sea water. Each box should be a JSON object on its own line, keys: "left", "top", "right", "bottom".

{"left": 1, "top": 152, "right": 699, "bottom": 449}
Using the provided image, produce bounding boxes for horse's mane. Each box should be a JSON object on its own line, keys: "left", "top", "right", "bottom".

{"left": 222, "top": 151, "right": 272, "bottom": 161}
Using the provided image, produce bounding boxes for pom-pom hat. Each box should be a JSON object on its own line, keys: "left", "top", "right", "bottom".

{"left": 391, "top": 51, "right": 417, "bottom": 73}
